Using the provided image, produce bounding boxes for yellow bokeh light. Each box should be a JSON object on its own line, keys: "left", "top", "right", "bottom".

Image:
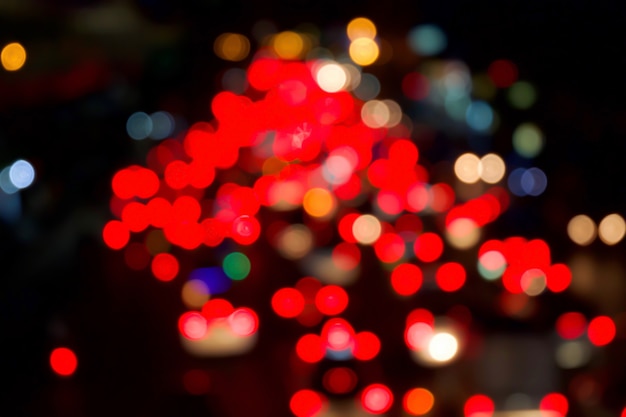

{"left": 272, "top": 31, "right": 305, "bottom": 60}
{"left": 480, "top": 153, "right": 506, "bottom": 184}
{"left": 404, "top": 388, "right": 435, "bottom": 416}
{"left": 567, "top": 214, "right": 596, "bottom": 246}
{"left": 598, "top": 213, "right": 626, "bottom": 245}
{"left": 277, "top": 224, "right": 314, "bottom": 260}
{"left": 347, "top": 17, "right": 377, "bottom": 40}
{"left": 352, "top": 214, "right": 382, "bottom": 245}
{"left": 349, "top": 37, "right": 379, "bottom": 66}
{"left": 214, "top": 33, "right": 250, "bottom": 62}
{"left": 302, "top": 187, "right": 335, "bottom": 218}
{"left": 454, "top": 153, "right": 481, "bottom": 184}
{"left": 1, "top": 42, "right": 26, "bottom": 71}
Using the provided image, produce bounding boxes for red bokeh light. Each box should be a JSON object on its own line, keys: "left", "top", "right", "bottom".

{"left": 102, "top": 219, "right": 130, "bottom": 250}
{"left": 290, "top": 389, "right": 325, "bottom": 417}
{"left": 151, "top": 253, "right": 179, "bottom": 281}
{"left": 322, "top": 367, "right": 357, "bottom": 394}
{"left": 361, "top": 383, "right": 394, "bottom": 414}
{"left": 587, "top": 315, "right": 616, "bottom": 346}
{"left": 464, "top": 394, "right": 494, "bottom": 417}
{"left": 50, "top": 347, "right": 78, "bottom": 377}
{"left": 353, "top": 331, "right": 381, "bottom": 360}
{"left": 413, "top": 232, "right": 444, "bottom": 262}
{"left": 539, "top": 392, "right": 568, "bottom": 417}
{"left": 315, "top": 285, "right": 349, "bottom": 316}
{"left": 391, "top": 263, "right": 423, "bottom": 296}
{"left": 436, "top": 262, "right": 466, "bottom": 292}
{"left": 555, "top": 312, "right": 587, "bottom": 340}
{"left": 296, "top": 334, "right": 325, "bottom": 363}
{"left": 272, "top": 287, "right": 306, "bottom": 318}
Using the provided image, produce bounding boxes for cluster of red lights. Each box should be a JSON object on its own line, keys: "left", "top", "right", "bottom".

{"left": 86, "top": 43, "right": 620, "bottom": 416}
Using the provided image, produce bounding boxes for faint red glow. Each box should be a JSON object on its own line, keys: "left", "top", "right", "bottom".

{"left": 322, "top": 367, "right": 357, "bottom": 394}
{"left": 487, "top": 59, "right": 518, "bottom": 88}
{"left": 555, "top": 312, "right": 587, "bottom": 340}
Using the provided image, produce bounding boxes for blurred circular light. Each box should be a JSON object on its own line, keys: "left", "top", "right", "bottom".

{"left": 315, "top": 62, "right": 348, "bottom": 92}
{"left": 427, "top": 331, "right": 458, "bottom": 362}
{"left": 598, "top": 213, "right": 626, "bottom": 245}
{"left": 508, "top": 81, "right": 537, "bottom": 109}
{"left": 9, "top": 159, "right": 35, "bottom": 189}
{"left": 361, "top": 383, "right": 393, "bottom": 414}
{"left": 347, "top": 17, "right": 377, "bottom": 40}
{"left": 567, "top": 214, "right": 596, "bottom": 246}
{"left": 349, "top": 37, "right": 379, "bottom": 66}
{"left": 149, "top": 111, "right": 175, "bottom": 140}
{"left": 214, "top": 32, "right": 250, "bottom": 61}
{"left": 403, "top": 387, "right": 435, "bottom": 416}
{"left": 126, "top": 111, "right": 153, "bottom": 140}
{"left": 520, "top": 167, "right": 547, "bottom": 196}
{"left": 513, "top": 122, "right": 544, "bottom": 158}
{"left": 454, "top": 153, "right": 481, "bottom": 184}
{"left": 50, "top": 347, "right": 78, "bottom": 377}
{"left": 352, "top": 214, "right": 382, "bottom": 245}
{"left": 465, "top": 101, "right": 493, "bottom": 132}
{"left": 480, "top": 153, "right": 506, "bottom": 184}
{"left": 407, "top": 24, "right": 446, "bottom": 56}
{"left": 1, "top": 42, "right": 26, "bottom": 71}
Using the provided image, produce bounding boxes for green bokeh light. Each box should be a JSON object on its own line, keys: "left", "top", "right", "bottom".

{"left": 223, "top": 252, "right": 251, "bottom": 280}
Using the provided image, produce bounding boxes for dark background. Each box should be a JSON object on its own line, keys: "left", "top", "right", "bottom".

{"left": 2, "top": 0, "right": 626, "bottom": 416}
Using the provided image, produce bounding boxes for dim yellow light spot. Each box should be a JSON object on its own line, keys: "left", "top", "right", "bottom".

{"left": 567, "top": 214, "right": 596, "bottom": 246}
{"left": 480, "top": 153, "right": 506, "bottom": 184}
{"left": 353, "top": 214, "right": 382, "bottom": 245}
{"left": 303, "top": 187, "right": 335, "bottom": 218}
{"left": 347, "top": 17, "right": 377, "bottom": 40}
{"left": 214, "top": 33, "right": 250, "bottom": 62}
{"left": 277, "top": 224, "right": 314, "bottom": 260}
{"left": 272, "top": 31, "right": 305, "bottom": 60}
{"left": 181, "top": 279, "right": 210, "bottom": 309}
{"left": 598, "top": 213, "right": 626, "bottom": 245}
{"left": 454, "top": 153, "right": 481, "bottom": 184}
{"left": 1, "top": 42, "right": 26, "bottom": 71}
{"left": 349, "top": 37, "right": 379, "bottom": 66}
